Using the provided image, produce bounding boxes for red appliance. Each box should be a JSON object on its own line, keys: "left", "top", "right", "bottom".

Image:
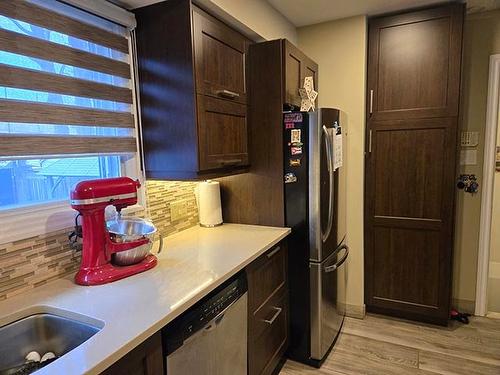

{"left": 70, "top": 177, "right": 157, "bottom": 286}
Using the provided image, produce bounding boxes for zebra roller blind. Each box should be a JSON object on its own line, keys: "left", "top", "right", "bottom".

{"left": 0, "top": 0, "right": 137, "bottom": 157}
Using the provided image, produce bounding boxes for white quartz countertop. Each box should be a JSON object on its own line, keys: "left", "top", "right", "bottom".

{"left": 0, "top": 224, "right": 290, "bottom": 375}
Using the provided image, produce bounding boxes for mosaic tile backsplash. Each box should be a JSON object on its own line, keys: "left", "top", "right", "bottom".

{"left": 0, "top": 180, "right": 199, "bottom": 300}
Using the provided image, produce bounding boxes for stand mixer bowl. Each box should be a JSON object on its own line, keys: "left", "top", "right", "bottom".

{"left": 107, "top": 218, "right": 162, "bottom": 266}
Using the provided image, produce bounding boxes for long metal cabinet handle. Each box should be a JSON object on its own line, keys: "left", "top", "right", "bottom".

{"left": 324, "top": 245, "right": 349, "bottom": 273}
{"left": 215, "top": 89, "right": 240, "bottom": 99}
{"left": 262, "top": 307, "right": 282, "bottom": 325}
{"left": 217, "top": 158, "right": 243, "bottom": 165}
{"left": 368, "top": 129, "right": 373, "bottom": 154}
{"left": 321, "top": 125, "right": 334, "bottom": 243}
{"left": 369, "top": 89, "right": 374, "bottom": 114}
{"left": 266, "top": 246, "right": 280, "bottom": 258}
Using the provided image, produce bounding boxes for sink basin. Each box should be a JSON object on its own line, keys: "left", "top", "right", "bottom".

{"left": 0, "top": 311, "right": 102, "bottom": 373}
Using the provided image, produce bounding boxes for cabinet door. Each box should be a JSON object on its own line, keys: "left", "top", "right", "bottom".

{"left": 100, "top": 333, "right": 163, "bottom": 375}
{"left": 303, "top": 59, "right": 318, "bottom": 94}
{"left": 193, "top": 6, "right": 250, "bottom": 104}
{"left": 284, "top": 41, "right": 303, "bottom": 107}
{"left": 367, "top": 5, "right": 463, "bottom": 120}
{"left": 364, "top": 4, "right": 464, "bottom": 325}
{"left": 284, "top": 40, "right": 319, "bottom": 108}
{"left": 197, "top": 95, "right": 248, "bottom": 171}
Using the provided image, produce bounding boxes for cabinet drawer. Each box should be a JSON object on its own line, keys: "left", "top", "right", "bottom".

{"left": 193, "top": 6, "right": 249, "bottom": 104}
{"left": 247, "top": 243, "right": 286, "bottom": 313}
{"left": 249, "top": 289, "right": 288, "bottom": 375}
{"left": 196, "top": 95, "right": 249, "bottom": 171}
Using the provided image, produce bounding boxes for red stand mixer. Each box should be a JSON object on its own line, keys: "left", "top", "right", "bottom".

{"left": 70, "top": 177, "right": 157, "bottom": 286}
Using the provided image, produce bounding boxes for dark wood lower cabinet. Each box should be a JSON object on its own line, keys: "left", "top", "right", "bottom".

{"left": 101, "top": 242, "right": 289, "bottom": 375}
{"left": 247, "top": 242, "right": 288, "bottom": 375}
{"left": 100, "top": 333, "right": 163, "bottom": 375}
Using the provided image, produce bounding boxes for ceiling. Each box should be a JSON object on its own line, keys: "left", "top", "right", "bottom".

{"left": 267, "top": 0, "right": 447, "bottom": 26}
{"left": 114, "top": 0, "right": 500, "bottom": 25}
{"left": 267, "top": 0, "right": 500, "bottom": 26}
{"left": 110, "top": 0, "right": 156, "bottom": 8}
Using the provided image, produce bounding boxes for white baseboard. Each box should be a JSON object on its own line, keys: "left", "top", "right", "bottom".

{"left": 487, "top": 311, "right": 500, "bottom": 319}
{"left": 452, "top": 298, "right": 476, "bottom": 314}
{"left": 345, "top": 303, "right": 366, "bottom": 319}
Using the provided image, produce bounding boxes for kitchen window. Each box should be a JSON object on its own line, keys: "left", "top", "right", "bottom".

{"left": 0, "top": 0, "right": 142, "bottom": 243}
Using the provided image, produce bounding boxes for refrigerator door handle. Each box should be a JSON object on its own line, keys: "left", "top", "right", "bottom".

{"left": 321, "top": 125, "right": 334, "bottom": 243}
{"left": 324, "top": 245, "right": 349, "bottom": 273}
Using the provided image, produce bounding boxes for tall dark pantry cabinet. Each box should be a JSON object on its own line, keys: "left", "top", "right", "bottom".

{"left": 364, "top": 4, "right": 464, "bottom": 325}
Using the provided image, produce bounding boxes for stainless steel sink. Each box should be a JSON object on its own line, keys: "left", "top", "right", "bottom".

{"left": 0, "top": 312, "right": 102, "bottom": 374}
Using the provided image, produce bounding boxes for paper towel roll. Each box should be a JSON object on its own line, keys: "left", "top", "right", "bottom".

{"left": 196, "top": 180, "right": 223, "bottom": 227}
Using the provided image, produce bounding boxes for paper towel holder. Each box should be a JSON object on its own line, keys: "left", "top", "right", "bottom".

{"left": 195, "top": 180, "right": 224, "bottom": 227}
{"left": 200, "top": 222, "right": 223, "bottom": 228}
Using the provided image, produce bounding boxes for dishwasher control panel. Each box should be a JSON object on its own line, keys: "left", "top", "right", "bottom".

{"left": 163, "top": 272, "right": 247, "bottom": 354}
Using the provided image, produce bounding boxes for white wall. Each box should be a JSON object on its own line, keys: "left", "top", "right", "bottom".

{"left": 199, "top": 0, "right": 298, "bottom": 43}
{"left": 297, "top": 16, "right": 368, "bottom": 315}
{"left": 453, "top": 9, "right": 500, "bottom": 312}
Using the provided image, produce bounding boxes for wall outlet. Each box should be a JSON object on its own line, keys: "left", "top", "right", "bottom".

{"left": 170, "top": 200, "right": 189, "bottom": 221}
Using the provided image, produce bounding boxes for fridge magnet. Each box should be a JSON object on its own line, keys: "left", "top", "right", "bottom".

{"left": 284, "top": 173, "right": 298, "bottom": 184}
{"left": 285, "top": 122, "right": 295, "bottom": 129}
{"left": 299, "top": 76, "right": 318, "bottom": 112}
{"left": 496, "top": 146, "right": 500, "bottom": 171}
{"left": 289, "top": 158, "right": 301, "bottom": 167}
{"left": 291, "top": 146, "right": 302, "bottom": 155}
{"left": 291, "top": 129, "right": 301, "bottom": 143}
{"left": 284, "top": 113, "right": 303, "bottom": 123}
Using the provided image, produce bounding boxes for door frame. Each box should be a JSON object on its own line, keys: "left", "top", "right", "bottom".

{"left": 475, "top": 54, "right": 500, "bottom": 316}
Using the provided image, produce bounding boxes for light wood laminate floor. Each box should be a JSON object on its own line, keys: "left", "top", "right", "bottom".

{"left": 280, "top": 314, "right": 500, "bottom": 375}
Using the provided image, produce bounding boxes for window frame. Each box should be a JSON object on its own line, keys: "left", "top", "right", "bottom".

{"left": 0, "top": 19, "right": 144, "bottom": 245}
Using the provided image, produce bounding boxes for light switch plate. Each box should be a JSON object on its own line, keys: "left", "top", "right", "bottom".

{"left": 170, "top": 200, "right": 189, "bottom": 221}
{"left": 461, "top": 131, "right": 479, "bottom": 147}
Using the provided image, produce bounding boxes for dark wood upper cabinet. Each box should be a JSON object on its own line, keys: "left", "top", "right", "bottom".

{"left": 367, "top": 5, "right": 463, "bottom": 121}
{"left": 284, "top": 40, "right": 318, "bottom": 108}
{"left": 135, "top": 0, "right": 251, "bottom": 180}
{"left": 193, "top": 7, "right": 249, "bottom": 104}
{"left": 197, "top": 95, "right": 248, "bottom": 170}
{"left": 218, "top": 39, "right": 318, "bottom": 227}
{"left": 284, "top": 42, "right": 302, "bottom": 107}
{"left": 364, "top": 3, "right": 464, "bottom": 326}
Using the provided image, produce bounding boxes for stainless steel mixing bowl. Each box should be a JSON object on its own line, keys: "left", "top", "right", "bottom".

{"left": 107, "top": 218, "right": 162, "bottom": 266}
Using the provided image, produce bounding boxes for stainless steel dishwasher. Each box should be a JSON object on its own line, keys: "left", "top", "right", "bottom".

{"left": 163, "top": 273, "right": 247, "bottom": 375}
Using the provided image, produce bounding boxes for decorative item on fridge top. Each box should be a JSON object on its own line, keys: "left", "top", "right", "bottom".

{"left": 299, "top": 76, "right": 318, "bottom": 112}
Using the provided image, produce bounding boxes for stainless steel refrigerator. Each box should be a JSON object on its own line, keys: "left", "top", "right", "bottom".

{"left": 284, "top": 108, "right": 348, "bottom": 367}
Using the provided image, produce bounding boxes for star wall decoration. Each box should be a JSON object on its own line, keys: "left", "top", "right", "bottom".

{"left": 299, "top": 76, "right": 318, "bottom": 112}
